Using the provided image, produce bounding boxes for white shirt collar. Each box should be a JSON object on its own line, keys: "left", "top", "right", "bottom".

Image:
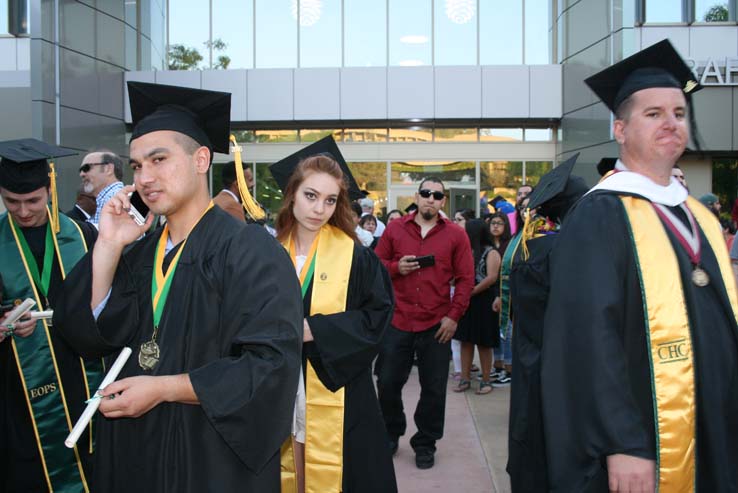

{"left": 222, "top": 189, "right": 240, "bottom": 203}
{"left": 587, "top": 159, "right": 688, "bottom": 207}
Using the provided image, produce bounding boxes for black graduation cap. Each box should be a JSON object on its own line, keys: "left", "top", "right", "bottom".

{"left": 596, "top": 157, "right": 617, "bottom": 177}
{"left": 0, "top": 138, "right": 77, "bottom": 194}
{"left": 526, "top": 153, "right": 587, "bottom": 222}
{"left": 404, "top": 203, "right": 418, "bottom": 214}
{"left": 585, "top": 39, "right": 701, "bottom": 114}
{"left": 127, "top": 81, "right": 231, "bottom": 154}
{"left": 269, "top": 136, "right": 363, "bottom": 201}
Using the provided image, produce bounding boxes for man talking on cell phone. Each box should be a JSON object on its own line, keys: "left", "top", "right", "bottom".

{"left": 374, "top": 176, "right": 474, "bottom": 470}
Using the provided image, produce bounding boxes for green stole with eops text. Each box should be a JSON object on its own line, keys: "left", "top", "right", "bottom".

{"left": 0, "top": 210, "right": 103, "bottom": 493}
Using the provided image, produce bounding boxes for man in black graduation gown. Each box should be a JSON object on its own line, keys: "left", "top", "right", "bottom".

{"left": 542, "top": 40, "right": 738, "bottom": 492}
{"left": 52, "top": 82, "right": 303, "bottom": 493}
{"left": 0, "top": 139, "right": 99, "bottom": 493}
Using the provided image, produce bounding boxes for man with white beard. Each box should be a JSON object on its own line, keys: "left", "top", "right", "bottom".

{"left": 79, "top": 150, "right": 124, "bottom": 226}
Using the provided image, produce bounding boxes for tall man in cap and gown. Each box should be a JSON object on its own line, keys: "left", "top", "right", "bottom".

{"left": 542, "top": 40, "right": 738, "bottom": 492}
{"left": 0, "top": 139, "right": 102, "bottom": 493}
{"left": 52, "top": 82, "right": 303, "bottom": 493}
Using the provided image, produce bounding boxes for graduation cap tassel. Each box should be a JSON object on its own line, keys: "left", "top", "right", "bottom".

{"left": 229, "top": 135, "right": 265, "bottom": 221}
{"left": 48, "top": 161, "right": 60, "bottom": 233}
{"left": 520, "top": 208, "right": 534, "bottom": 261}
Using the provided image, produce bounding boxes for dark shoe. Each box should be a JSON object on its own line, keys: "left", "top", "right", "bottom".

{"left": 415, "top": 450, "right": 435, "bottom": 469}
{"left": 492, "top": 370, "right": 511, "bottom": 387}
{"left": 389, "top": 438, "right": 399, "bottom": 456}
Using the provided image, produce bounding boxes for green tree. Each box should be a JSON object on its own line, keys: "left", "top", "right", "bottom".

{"left": 205, "top": 38, "right": 231, "bottom": 69}
{"left": 704, "top": 4, "right": 729, "bottom": 21}
{"left": 167, "top": 44, "right": 203, "bottom": 70}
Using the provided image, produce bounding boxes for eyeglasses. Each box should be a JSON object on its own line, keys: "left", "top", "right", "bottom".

{"left": 419, "top": 189, "right": 445, "bottom": 200}
{"left": 79, "top": 162, "right": 108, "bottom": 173}
{"left": 490, "top": 221, "right": 505, "bottom": 226}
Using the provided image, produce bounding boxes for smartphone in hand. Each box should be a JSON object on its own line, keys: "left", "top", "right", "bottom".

{"left": 414, "top": 255, "right": 435, "bottom": 268}
{"left": 127, "top": 191, "right": 150, "bottom": 226}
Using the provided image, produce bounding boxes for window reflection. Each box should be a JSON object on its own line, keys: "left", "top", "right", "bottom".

{"left": 389, "top": 127, "right": 433, "bottom": 142}
{"left": 345, "top": 0, "right": 387, "bottom": 67}
{"left": 348, "top": 162, "right": 388, "bottom": 216}
{"left": 695, "top": 0, "right": 729, "bottom": 21}
{"left": 213, "top": 0, "right": 253, "bottom": 69}
{"left": 390, "top": 160, "right": 475, "bottom": 216}
{"left": 256, "top": 0, "right": 297, "bottom": 68}
{"left": 479, "top": 161, "right": 523, "bottom": 213}
{"left": 299, "top": 129, "right": 342, "bottom": 142}
{"left": 524, "top": 128, "right": 552, "bottom": 141}
{"left": 389, "top": 0, "right": 432, "bottom": 66}
{"left": 343, "top": 129, "right": 388, "bottom": 142}
{"left": 255, "top": 162, "right": 285, "bottom": 219}
{"left": 644, "top": 0, "right": 683, "bottom": 22}
{"left": 525, "top": 0, "right": 550, "bottom": 64}
{"left": 435, "top": 128, "right": 478, "bottom": 142}
{"left": 254, "top": 130, "right": 299, "bottom": 142}
{"left": 300, "top": 0, "right": 341, "bottom": 67}
{"left": 168, "top": 1, "right": 209, "bottom": 70}
{"left": 434, "top": 0, "right": 477, "bottom": 65}
{"left": 480, "top": 0, "right": 522, "bottom": 64}
{"left": 524, "top": 161, "right": 553, "bottom": 186}
{"left": 480, "top": 128, "right": 523, "bottom": 142}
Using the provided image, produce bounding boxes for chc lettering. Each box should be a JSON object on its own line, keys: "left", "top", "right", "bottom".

{"left": 29, "top": 383, "right": 57, "bottom": 399}
{"left": 658, "top": 342, "right": 688, "bottom": 362}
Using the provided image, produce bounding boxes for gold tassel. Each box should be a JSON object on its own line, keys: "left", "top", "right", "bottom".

{"left": 49, "top": 161, "right": 60, "bottom": 233}
{"left": 229, "top": 135, "right": 265, "bottom": 221}
{"left": 520, "top": 208, "right": 535, "bottom": 261}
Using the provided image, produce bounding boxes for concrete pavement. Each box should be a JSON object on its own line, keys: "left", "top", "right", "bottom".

{"left": 392, "top": 367, "right": 512, "bottom": 493}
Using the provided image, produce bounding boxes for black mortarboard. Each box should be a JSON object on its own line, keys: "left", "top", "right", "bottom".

{"left": 404, "top": 203, "right": 418, "bottom": 214}
{"left": 0, "top": 139, "right": 76, "bottom": 194}
{"left": 269, "top": 136, "right": 363, "bottom": 201}
{"left": 526, "top": 153, "right": 587, "bottom": 222}
{"left": 127, "top": 81, "right": 231, "bottom": 154}
{"left": 596, "top": 157, "right": 617, "bottom": 177}
{"left": 585, "top": 39, "right": 701, "bottom": 113}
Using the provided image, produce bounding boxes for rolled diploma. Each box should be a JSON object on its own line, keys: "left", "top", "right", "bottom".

{"left": 65, "top": 346, "right": 132, "bottom": 448}
{"left": 30, "top": 310, "right": 53, "bottom": 320}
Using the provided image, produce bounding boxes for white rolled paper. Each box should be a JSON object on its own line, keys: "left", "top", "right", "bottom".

{"left": 30, "top": 310, "right": 53, "bottom": 320}
{"left": 65, "top": 346, "right": 132, "bottom": 448}
{"left": 2, "top": 298, "right": 36, "bottom": 326}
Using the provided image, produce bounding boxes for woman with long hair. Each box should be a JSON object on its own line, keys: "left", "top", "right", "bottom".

{"left": 489, "top": 211, "right": 512, "bottom": 257}
{"left": 272, "top": 153, "right": 397, "bottom": 493}
{"left": 488, "top": 211, "right": 513, "bottom": 385}
{"left": 452, "top": 219, "right": 501, "bottom": 394}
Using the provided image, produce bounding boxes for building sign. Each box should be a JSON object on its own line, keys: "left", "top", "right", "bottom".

{"left": 685, "top": 58, "right": 738, "bottom": 86}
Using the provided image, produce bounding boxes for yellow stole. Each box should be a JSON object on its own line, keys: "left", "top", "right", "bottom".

{"left": 621, "top": 196, "right": 738, "bottom": 491}
{"left": 280, "top": 224, "right": 354, "bottom": 493}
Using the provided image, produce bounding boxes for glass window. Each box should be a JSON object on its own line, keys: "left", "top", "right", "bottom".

{"left": 256, "top": 0, "right": 297, "bottom": 68}
{"left": 300, "top": 0, "right": 341, "bottom": 67}
{"left": 480, "top": 0, "right": 522, "bottom": 64}
{"left": 479, "top": 161, "right": 523, "bottom": 213}
{"left": 232, "top": 130, "right": 257, "bottom": 143}
{"left": 348, "top": 162, "right": 388, "bottom": 216}
{"left": 524, "top": 161, "right": 553, "bottom": 185}
{"left": 345, "top": 0, "right": 387, "bottom": 67}
{"left": 390, "top": 160, "right": 476, "bottom": 216}
{"left": 213, "top": 0, "right": 253, "bottom": 69}
{"left": 695, "top": 1, "right": 730, "bottom": 21}
{"left": 479, "top": 128, "right": 523, "bottom": 142}
{"left": 434, "top": 0, "right": 477, "bottom": 65}
{"left": 389, "top": 0, "right": 432, "bottom": 66}
{"left": 389, "top": 127, "right": 433, "bottom": 142}
{"left": 255, "top": 162, "right": 285, "bottom": 221}
{"left": 299, "top": 129, "right": 341, "bottom": 142}
{"left": 645, "top": 0, "right": 683, "bottom": 22}
{"left": 524, "top": 128, "right": 552, "bottom": 141}
{"left": 525, "top": 0, "right": 551, "bottom": 64}
{"left": 168, "top": 1, "right": 209, "bottom": 70}
{"left": 343, "top": 129, "right": 388, "bottom": 142}
{"left": 434, "top": 128, "right": 478, "bottom": 142}
{"left": 254, "top": 130, "right": 299, "bottom": 142}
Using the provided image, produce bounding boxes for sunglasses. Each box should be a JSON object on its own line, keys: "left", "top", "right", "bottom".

{"left": 79, "top": 162, "right": 108, "bottom": 173}
{"left": 419, "top": 189, "right": 445, "bottom": 200}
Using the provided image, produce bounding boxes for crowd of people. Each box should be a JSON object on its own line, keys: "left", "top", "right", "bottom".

{"left": 1, "top": 39, "right": 738, "bottom": 493}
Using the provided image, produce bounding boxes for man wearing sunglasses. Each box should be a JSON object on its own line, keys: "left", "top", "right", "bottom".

{"left": 375, "top": 177, "right": 474, "bottom": 470}
{"left": 79, "top": 150, "right": 123, "bottom": 226}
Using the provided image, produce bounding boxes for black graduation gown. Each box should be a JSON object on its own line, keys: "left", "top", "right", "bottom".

{"left": 53, "top": 207, "right": 303, "bottom": 493}
{"left": 302, "top": 245, "right": 398, "bottom": 493}
{"left": 1, "top": 221, "right": 97, "bottom": 493}
{"left": 507, "top": 234, "right": 555, "bottom": 493}
{"left": 541, "top": 191, "right": 738, "bottom": 492}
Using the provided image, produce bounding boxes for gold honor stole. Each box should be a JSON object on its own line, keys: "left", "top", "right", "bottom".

{"left": 280, "top": 224, "right": 354, "bottom": 493}
{"left": 0, "top": 210, "right": 103, "bottom": 493}
{"left": 621, "top": 196, "right": 738, "bottom": 491}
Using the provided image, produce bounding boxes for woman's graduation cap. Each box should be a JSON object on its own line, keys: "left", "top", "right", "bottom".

{"left": 584, "top": 39, "right": 703, "bottom": 148}
{"left": 269, "top": 136, "right": 363, "bottom": 201}
{"left": 0, "top": 138, "right": 78, "bottom": 232}
{"left": 127, "top": 81, "right": 263, "bottom": 220}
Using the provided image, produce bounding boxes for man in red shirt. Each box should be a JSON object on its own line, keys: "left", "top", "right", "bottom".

{"left": 375, "top": 176, "right": 474, "bottom": 469}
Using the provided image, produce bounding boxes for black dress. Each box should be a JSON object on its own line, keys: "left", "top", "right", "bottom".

{"left": 454, "top": 247, "right": 498, "bottom": 348}
{"left": 53, "top": 208, "right": 304, "bottom": 493}
{"left": 302, "top": 245, "right": 398, "bottom": 493}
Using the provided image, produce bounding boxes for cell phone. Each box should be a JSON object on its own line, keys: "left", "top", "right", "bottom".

{"left": 414, "top": 255, "right": 435, "bottom": 268}
{"left": 128, "top": 191, "right": 150, "bottom": 226}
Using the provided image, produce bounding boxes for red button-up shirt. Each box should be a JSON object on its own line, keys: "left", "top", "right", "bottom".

{"left": 375, "top": 212, "right": 474, "bottom": 332}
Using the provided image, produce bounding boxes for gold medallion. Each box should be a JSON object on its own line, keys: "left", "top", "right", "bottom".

{"left": 138, "top": 340, "right": 160, "bottom": 370}
{"left": 691, "top": 267, "right": 710, "bottom": 287}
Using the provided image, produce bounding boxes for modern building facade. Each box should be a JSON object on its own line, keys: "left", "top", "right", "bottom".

{"left": 1, "top": 0, "right": 736, "bottom": 217}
